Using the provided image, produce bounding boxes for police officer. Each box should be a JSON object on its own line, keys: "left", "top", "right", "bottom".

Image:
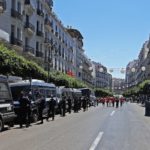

{"left": 19, "top": 91, "right": 31, "bottom": 128}
{"left": 67, "top": 96, "right": 72, "bottom": 114}
{"left": 47, "top": 95, "right": 56, "bottom": 121}
{"left": 36, "top": 92, "right": 45, "bottom": 124}
{"left": 82, "top": 96, "right": 87, "bottom": 112}
{"left": 61, "top": 96, "right": 66, "bottom": 117}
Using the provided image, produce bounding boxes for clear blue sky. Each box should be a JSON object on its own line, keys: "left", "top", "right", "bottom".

{"left": 53, "top": 0, "right": 150, "bottom": 78}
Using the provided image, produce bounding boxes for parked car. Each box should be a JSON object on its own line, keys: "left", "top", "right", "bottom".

{"left": 0, "top": 75, "right": 16, "bottom": 132}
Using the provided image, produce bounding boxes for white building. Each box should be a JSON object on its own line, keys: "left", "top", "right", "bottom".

{"left": 0, "top": 0, "right": 76, "bottom": 76}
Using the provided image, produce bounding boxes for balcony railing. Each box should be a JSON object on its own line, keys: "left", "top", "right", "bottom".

{"left": 37, "top": 8, "right": 44, "bottom": 17}
{"left": 11, "top": 9, "right": 23, "bottom": 20}
{"left": 36, "top": 50, "right": 43, "bottom": 57}
{"left": 10, "top": 36, "right": 23, "bottom": 47}
{"left": 55, "top": 31, "right": 58, "bottom": 37}
{"left": 0, "top": 0, "right": 6, "bottom": 12}
{"left": 44, "top": 38, "right": 51, "bottom": 44}
{"left": 24, "top": 45, "right": 34, "bottom": 54}
{"left": 24, "top": 22, "right": 35, "bottom": 32}
{"left": 36, "top": 30, "right": 44, "bottom": 37}
{"left": 24, "top": 0, "right": 34, "bottom": 14}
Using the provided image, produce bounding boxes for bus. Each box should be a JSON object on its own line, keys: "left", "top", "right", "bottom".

{"left": 0, "top": 75, "right": 16, "bottom": 132}
{"left": 10, "top": 79, "right": 57, "bottom": 122}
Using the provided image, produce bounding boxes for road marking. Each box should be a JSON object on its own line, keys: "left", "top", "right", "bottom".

{"left": 110, "top": 110, "right": 115, "bottom": 116}
{"left": 89, "top": 132, "right": 104, "bottom": 150}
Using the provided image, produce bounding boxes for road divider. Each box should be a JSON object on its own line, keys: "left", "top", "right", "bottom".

{"left": 89, "top": 131, "right": 104, "bottom": 150}
{"left": 110, "top": 110, "right": 116, "bottom": 116}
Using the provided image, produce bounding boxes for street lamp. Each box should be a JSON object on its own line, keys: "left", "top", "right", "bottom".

{"left": 99, "top": 67, "right": 104, "bottom": 72}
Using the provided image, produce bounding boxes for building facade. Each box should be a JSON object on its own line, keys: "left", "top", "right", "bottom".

{"left": 92, "top": 61, "right": 112, "bottom": 90}
{"left": 0, "top": 0, "right": 76, "bottom": 76}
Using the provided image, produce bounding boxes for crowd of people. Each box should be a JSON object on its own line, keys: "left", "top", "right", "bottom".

{"left": 99, "top": 97, "right": 126, "bottom": 108}
{"left": 17, "top": 91, "right": 97, "bottom": 128}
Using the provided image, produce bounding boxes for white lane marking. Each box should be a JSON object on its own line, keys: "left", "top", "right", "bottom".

{"left": 89, "top": 132, "right": 104, "bottom": 150}
{"left": 110, "top": 110, "right": 115, "bottom": 116}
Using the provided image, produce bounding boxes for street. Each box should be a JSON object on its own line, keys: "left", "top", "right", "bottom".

{"left": 0, "top": 103, "right": 150, "bottom": 150}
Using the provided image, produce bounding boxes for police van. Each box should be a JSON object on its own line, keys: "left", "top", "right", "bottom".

{"left": 0, "top": 75, "right": 16, "bottom": 132}
{"left": 10, "top": 79, "right": 57, "bottom": 122}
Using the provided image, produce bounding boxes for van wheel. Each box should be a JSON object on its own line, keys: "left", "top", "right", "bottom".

{"left": 0, "top": 118, "right": 4, "bottom": 132}
{"left": 32, "top": 112, "right": 38, "bottom": 123}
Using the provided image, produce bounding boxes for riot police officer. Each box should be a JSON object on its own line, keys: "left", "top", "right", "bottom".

{"left": 19, "top": 91, "right": 31, "bottom": 128}
{"left": 61, "top": 96, "right": 66, "bottom": 117}
{"left": 67, "top": 96, "right": 72, "bottom": 114}
{"left": 47, "top": 95, "right": 56, "bottom": 121}
{"left": 36, "top": 92, "right": 45, "bottom": 124}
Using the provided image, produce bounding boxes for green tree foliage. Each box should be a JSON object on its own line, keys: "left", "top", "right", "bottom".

{"left": 123, "top": 80, "right": 150, "bottom": 97}
{"left": 0, "top": 44, "right": 86, "bottom": 88}
{"left": 94, "top": 88, "right": 113, "bottom": 97}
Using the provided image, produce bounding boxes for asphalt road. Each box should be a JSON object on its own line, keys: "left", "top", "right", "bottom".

{"left": 0, "top": 102, "right": 150, "bottom": 150}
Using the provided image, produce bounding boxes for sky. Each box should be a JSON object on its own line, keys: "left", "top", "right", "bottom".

{"left": 53, "top": 0, "right": 150, "bottom": 78}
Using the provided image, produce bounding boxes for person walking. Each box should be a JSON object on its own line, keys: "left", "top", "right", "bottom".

{"left": 116, "top": 97, "right": 119, "bottom": 108}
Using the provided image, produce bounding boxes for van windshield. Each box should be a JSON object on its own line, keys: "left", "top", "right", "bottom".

{"left": 0, "top": 82, "right": 11, "bottom": 100}
{"left": 10, "top": 85, "right": 30, "bottom": 100}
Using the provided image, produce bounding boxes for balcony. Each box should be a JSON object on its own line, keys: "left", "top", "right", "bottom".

{"left": 24, "top": 45, "right": 34, "bottom": 54}
{"left": 44, "top": 0, "right": 53, "bottom": 11}
{"left": 44, "top": 18, "right": 52, "bottom": 31}
{"left": 24, "top": 22, "right": 35, "bottom": 35}
{"left": 44, "top": 38, "right": 51, "bottom": 46}
{"left": 55, "top": 31, "right": 58, "bottom": 37}
{"left": 10, "top": 36, "right": 23, "bottom": 51}
{"left": 36, "top": 50, "right": 43, "bottom": 57}
{"left": 11, "top": 9, "right": 23, "bottom": 20}
{"left": 0, "top": 0, "right": 6, "bottom": 13}
{"left": 36, "top": 30, "right": 43, "bottom": 37}
{"left": 24, "top": 0, "right": 35, "bottom": 15}
{"left": 37, "top": 8, "right": 44, "bottom": 17}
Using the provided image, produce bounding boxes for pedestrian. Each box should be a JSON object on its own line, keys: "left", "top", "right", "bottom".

{"left": 36, "top": 92, "right": 45, "bottom": 124}
{"left": 116, "top": 97, "right": 119, "bottom": 108}
{"left": 18, "top": 91, "right": 31, "bottom": 128}
{"left": 47, "top": 95, "right": 56, "bottom": 121}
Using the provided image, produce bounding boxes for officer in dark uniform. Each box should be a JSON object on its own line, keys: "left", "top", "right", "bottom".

{"left": 19, "top": 91, "right": 31, "bottom": 128}
{"left": 67, "top": 96, "right": 72, "bottom": 114}
{"left": 47, "top": 95, "right": 56, "bottom": 121}
{"left": 74, "top": 97, "right": 78, "bottom": 113}
{"left": 61, "top": 96, "right": 66, "bottom": 116}
{"left": 82, "top": 96, "right": 87, "bottom": 112}
{"left": 36, "top": 92, "right": 45, "bottom": 124}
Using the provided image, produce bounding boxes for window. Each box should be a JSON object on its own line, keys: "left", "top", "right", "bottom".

{"left": 11, "top": 0, "right": 16, "bottom": 9}
{"left": 17, "top": 28, "right": 21, "bottom": 39}
{"left": 0, "top": 83, "right": 11, "bottom": 100}
{"left": 17, "top": 1, "right": 21, "bottom": 13}
{"left": 11, "top": 24, "right": 15, "bottom": 37}
{"left": 36, "top": 41, "right": 39, "bottom": 50}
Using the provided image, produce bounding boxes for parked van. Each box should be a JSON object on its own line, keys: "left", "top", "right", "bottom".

{"left": 10, "top": 79, "right": 57, "bottom": 123}
{"left": 0, "top": 75, "right": 16, "bottom": 132}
